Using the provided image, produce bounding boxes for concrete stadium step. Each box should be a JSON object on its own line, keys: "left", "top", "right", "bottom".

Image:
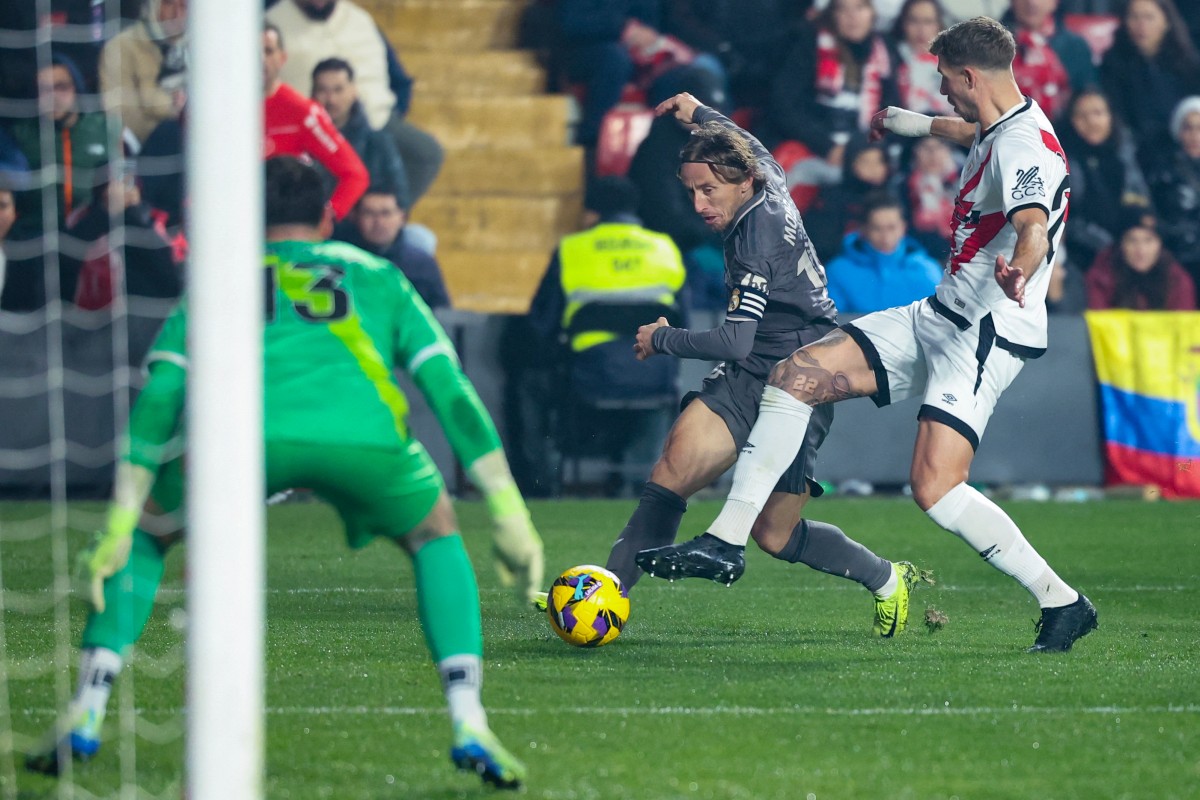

{"left": 427, "top": 147, "right": 583, "bottom": 197}
{"left": 375, "top": 0, "right": 527, "bottom": 52}
{"left": 408, "top": 95, "right": 573, "bottom": 150}
{"left": 412, "top": 194, "right": 580, "bottom": 252}
{"left": 438, "top": 249, "right": 551, "bottom": 314}
{"left": 403, "top": 51, "right": 545, "bottom": 97}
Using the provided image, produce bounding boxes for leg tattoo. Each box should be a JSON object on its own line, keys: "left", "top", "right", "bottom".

{"left": 769, "top": 332, "right": 861, "bottom": 405}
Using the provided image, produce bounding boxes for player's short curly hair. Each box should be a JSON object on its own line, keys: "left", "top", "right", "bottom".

{"left": 678, "top": 122, "right": 765, "bottom": 191}
{"left": 930, "top": 16, "right": 1015, "bottom": 72}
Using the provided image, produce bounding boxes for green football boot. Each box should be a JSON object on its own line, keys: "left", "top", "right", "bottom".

{"left": 873, "top": 561, "right": 932, "bottom": 637}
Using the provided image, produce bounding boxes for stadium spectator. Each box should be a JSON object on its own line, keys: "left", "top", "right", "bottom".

{"left": 1147, "top": 96, "right": 1200, "bottom": 283}
{"left": 888, "top": 0, "right": 954, "bottom": 117}
{"left": 661, "top": 0, "right": 799, "bottom": 110}
{"left": 62, "top": 169, "right": 183, "bottom": 309}
{"left": 627, "top": 65, "right": 726, "bottom": 309}
{"left": 98, "top": 0, "right": 189, "bottom": 150}
{"left": 824, "top": 192, "right": 943, "bottom": 313}
{"left": 526, "top": 176, "right": 685, "bottom": 497}
{"left": 804, "top": 135, "right": 894, "bottom": 262}
{"left": 898, "top": 134, "right": 959, "bottom": 262}
{"left": 262, "top": 23, "right": 368, "bottom": 221}
{"left": 136, "top": 116, "right": 185, "bottom": 229}
{"left": 1059, "top": 87, "right": 1151, "bottom": 274}
{"left": 311, "top": 58, "right": 411, "bottom": 207}
{"left": 1003, "top": 0, "right": 1098, "bottom": 121}
{"left": 335, "top": 187, "right": 449, "bottom": 310}
{"left": 1086, "top": 210, "right": 1197, "bottom": 309}
{"left": 25, "top": 156, "right": 541, "bottom": 789}
{"left": 1099, "top": 0, "right": 1200, "bottom": 161}
{"left": 555, "top": 0, "right": 662, "bottom": 148}
{"left": 2, "top": 53, "right": 110, "bottom": 311}
{"left": 761, "top": 0, "right": 901, "bottom": 169}
{"left": 1046, "top": 247, "right": 1088, "bottom": 314}
{"left": 266, "top": 0, "right": 444, "bottom": 205}
{"left": 645, "top": 18, "right": 1099, "bottom": 655}
{"left": 378, "top": 32, "right": 444, "bottom": 204}
{"left": 600, "top": 92, "right": 922, "bottom": 641}
{"left": 7, "top": 54, "right": 109, "bottom": 237}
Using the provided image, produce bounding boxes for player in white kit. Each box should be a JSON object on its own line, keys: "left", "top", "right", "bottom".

{"left": 636, "top": 16, "right": 1097, "bottom": 653}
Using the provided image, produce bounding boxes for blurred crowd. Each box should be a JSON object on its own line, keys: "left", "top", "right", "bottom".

{"left": 0, "top": 0, "right": 448, "bottom": 313}
{"left": 0, "top": 0, "right": 1197, "bottom": 316}
{"left": 523, "top": 0, "right": 1200, "bottom": 313}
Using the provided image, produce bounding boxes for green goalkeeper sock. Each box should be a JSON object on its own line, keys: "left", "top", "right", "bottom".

{"left": 412, "top": 534, "right": 483, "bottom": 662}
{"left": 81, "top": 529, "right": 167, "bottom": 656}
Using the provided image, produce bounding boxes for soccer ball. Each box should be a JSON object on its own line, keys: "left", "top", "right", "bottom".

{"left": 546, "top": 565, "right": 630, "bottom": 647}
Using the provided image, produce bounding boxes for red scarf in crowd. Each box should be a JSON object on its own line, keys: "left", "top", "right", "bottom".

{"left": 1013, "top": 20, "right": 1070, "bottom": 120}
{"left": 814, "top": 29, "right": 892, "bottom": 131}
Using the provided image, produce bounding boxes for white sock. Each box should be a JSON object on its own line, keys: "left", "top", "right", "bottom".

{"left": 874, "top": 563, "right": 899, "bottom": 599}
{"left": 927, "top": 483, "right": 1078, "bottom": 608}
{"left": 74, "top": 647, "right": 123, "bottom": 734}
{"left": 438, "top": 654, "right": 487, "bottom": 730}
{"left": 710, "top": 387, "right": 814, "bottom": 546}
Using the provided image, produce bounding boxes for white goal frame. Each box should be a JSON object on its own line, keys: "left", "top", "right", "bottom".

{"left": 185, "top": 1, "right": 264, "bottom": 797}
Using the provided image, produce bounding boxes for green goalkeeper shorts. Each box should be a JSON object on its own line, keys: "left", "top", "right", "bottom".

{"left": 266, "top": 438, "right": 445, "bottom": 549}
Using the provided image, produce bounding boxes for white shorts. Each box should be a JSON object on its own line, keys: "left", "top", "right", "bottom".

{"left": 841, "top": 297, "right": 1026, "bottom": 450}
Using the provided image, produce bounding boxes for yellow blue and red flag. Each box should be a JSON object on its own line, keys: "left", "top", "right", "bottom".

{"left": 1085, "top": 311, "right": 1200, "bottom": 498}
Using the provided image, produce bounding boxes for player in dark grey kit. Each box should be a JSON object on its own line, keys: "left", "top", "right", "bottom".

{"left": 609, "top": 92, "right": 925, "bottom": 637}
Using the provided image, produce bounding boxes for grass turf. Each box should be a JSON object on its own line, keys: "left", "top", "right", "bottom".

{"left": 2, "top": 497, "right": 1198, "bottom": 799}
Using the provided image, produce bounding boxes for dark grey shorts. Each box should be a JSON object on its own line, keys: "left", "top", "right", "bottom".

{"left": 682, "top": 360, "right": 833, "bottom": 497}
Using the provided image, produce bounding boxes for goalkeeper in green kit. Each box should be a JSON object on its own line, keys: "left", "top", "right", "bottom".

{"left": 27, "top": 157, "right": 543, "bottom": 790}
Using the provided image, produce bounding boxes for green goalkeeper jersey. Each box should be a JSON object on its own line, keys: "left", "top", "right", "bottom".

{"left": 137, "top": 238, "right": 500, "bottom": 466}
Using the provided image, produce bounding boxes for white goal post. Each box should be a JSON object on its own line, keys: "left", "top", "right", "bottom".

{"left": 185, "top": 0, "right": 265, "bottom": 797}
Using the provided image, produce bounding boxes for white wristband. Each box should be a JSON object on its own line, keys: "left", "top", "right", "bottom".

{"left": 880, "top": 107, "right": 933, "bottom": 138}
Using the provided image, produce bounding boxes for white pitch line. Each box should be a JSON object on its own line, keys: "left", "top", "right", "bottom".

{"left": 17, "top": 705, "right": 1200, "bottom": 718}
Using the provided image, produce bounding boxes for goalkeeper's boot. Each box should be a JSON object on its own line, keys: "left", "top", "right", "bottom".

{"left": 1027, "top": 594, "right": 1098, "bottom": 653}
{"left": 451, "top": 722, "right": 526, "bottom": 790}
{"left": 873, "top": 561, "right": 932, "bottom": 637}
{"left": 636, "top": 533, "right": 745, "bottom": 586}
{"left": 25, "top": 707, "right": 103, "bottom": 776}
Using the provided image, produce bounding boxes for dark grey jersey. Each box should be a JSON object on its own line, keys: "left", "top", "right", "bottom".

{"left": 696, "top": 106, "right": 838, "bottom": 378}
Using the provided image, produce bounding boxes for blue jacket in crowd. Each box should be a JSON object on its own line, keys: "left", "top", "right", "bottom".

{"left": 825, "top": 231, "right": 942, "bottom": 314}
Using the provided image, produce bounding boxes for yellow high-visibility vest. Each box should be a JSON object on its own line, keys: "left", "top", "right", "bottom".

{"left": 560, "top": 222, "right": 685, "bottom": 351}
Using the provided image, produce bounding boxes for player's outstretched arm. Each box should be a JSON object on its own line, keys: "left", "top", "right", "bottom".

{"left": 87, "top": 360, "right": 185, "bottom": 610}
{"left": 995, "top": 207, "right": 1051, "bottom": 308}
{"left": 871, "top": 107, "right": 975, "bottom": 148}
{"left": 410, "top": 353, "right": 544, "bottom": 604}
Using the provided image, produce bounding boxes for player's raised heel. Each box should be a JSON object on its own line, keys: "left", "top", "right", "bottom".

{"left": 873, "top": 561, "right": 933, "bottom": 637}
{"left": 531, "top": 591, "right": 548, "bottom": 612}
{"left": 1027, "top": 594, "right": 1098, "bottom": 653}
{"left": 450, "top": 723, "right": 526, "bottom": 790}
{"left": 635, "top": 533, "right": 746, "bottom": 585}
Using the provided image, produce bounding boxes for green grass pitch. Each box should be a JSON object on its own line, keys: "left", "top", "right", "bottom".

{"left": 3, "top": 497, "right": 1198, "bottom": 799}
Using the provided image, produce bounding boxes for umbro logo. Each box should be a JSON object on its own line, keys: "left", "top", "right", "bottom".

{"left": 979, "top": 545, "right": 1000, "bottom": 561}
{"left": 942, "top": 393, "right": 957, "bottom": 405}
{"left": 740, "top": 443, "right": 756, "bottom": 456}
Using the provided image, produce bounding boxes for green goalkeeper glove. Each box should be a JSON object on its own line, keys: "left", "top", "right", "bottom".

{"left": 84, "top": 462, "right": 155, "bottom": 612}
{"left": 83, "top": 507, "right": 138, "bottom": 613}
{"left": 468, "top": 451, "right": 546, "bottom": 605}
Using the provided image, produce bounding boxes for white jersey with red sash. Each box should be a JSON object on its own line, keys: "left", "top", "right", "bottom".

{"left": 935, "top": 97, "right": 1069, "bottom": 357}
